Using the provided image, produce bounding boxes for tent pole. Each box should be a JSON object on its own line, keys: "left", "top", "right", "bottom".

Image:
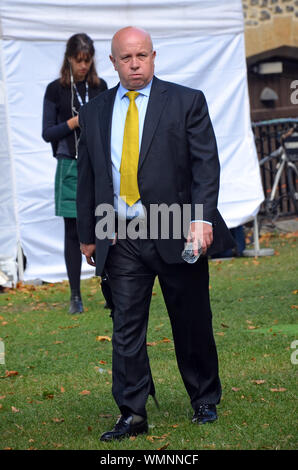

{"left": 243, "top": 215, "right": 274, "bottom": 257}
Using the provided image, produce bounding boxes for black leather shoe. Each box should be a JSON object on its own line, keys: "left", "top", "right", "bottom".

{"left": 192, "top": 404, "right": 217, "bottom": 424}
{"left": 100, "top": 414, "right": 148, "bottom": 441}
{"left": 69, "top": 295, "right": 83, "bottom": 314}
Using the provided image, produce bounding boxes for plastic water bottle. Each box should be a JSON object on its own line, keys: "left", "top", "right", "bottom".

{"left": 181, "top": 241, "right": 202, "bottom": 264}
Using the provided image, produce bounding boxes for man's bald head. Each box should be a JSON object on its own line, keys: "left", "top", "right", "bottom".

{"left": 110, "top": 26, "right": 156, "bottom": 90}
{"left": 111, "top": 27, "right": 153, "bottom": 56}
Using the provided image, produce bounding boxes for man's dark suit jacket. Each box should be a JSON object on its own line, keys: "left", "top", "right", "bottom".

{"left": 77, "top": 76, "right": 235, "bottom": 276}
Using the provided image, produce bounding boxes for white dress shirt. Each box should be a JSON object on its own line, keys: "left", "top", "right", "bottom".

{"left": 111, "top": 80, "right": 152, "bottom": 219}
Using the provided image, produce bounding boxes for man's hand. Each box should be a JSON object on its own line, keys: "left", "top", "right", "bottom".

{"left": 187, "top": 221, "right": 213, "bottom": 256}
{"left": 80, "top": 243, "right": 96, "bottom": 266}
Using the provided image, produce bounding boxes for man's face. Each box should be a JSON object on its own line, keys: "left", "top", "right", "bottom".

{"left": 110, "top": 29, "right": 156, "bottom": 90}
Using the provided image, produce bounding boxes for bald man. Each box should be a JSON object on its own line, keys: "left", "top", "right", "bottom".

{"left": 77, "top": 27, "right": 234, "bottom": 441}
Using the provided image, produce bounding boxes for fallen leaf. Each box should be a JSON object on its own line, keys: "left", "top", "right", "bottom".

{"left": 60, "top": 387, "right": 65, "bottom": 393}
{"left": 252, "top": 380, "right": 266, "bottom": 385}
{"left": 216, "top": 332, "right": 225, "bottom": 336}
{"left": 147, "top": 342, "right": 158, "bottom": 347}
{"left": 79, "top": 390, "right": 91, "bottom": 395}
{"left": 292, "top": 290, "right": 298, "bottom": 295}
{"left": 99, "top": 360, "right": 107, "bottom": 365}
{"left": 161, "top": 338, "right": 171, "bottom": 343}
{"left": 52, "top": 417, "right": 64, "bottom": 423}
{"left": 11, "top": 406, "right": 20, "bottom": 413}
{"left": 146, "top": 435, "right": 166, "bottom": 442}
{"left": 5, "top": 370, "right": 19, "bottom": 377}
{"left": 129, "top": 436, "right": 136, "bottom": 441}
{"left": 96, "top": 336, "right": 111, "bottom": 342}
{"left": 53, "top": 341, "right": 63, "bottom": 344}
{"left": 291, "top": 305, "right": 298, "bottom": 309}
{"left": 42, "top": 391, "right": 54, "bottom": 399}
{"left": 247, "top": 326, "right": 258, "bottom": 330}
{"left": 270, "top": 388, "right": 287, "bottom": 392}
{"left": 232, "top": 387, "right": 241, "bottom": 392}
{"left": 158, "top": 442, "right": 170, "bottom": 450}
{"left": 0, "top": 395, "right": 6, "bottom": 400}
{"left": 203, "top": 443, "right": 216, "bottom": 449}
{"left": 221, "top": 323, "right": 229, "bottom": 328}
{"left": 284, "top": 231, "right": 298, "bottom": 238}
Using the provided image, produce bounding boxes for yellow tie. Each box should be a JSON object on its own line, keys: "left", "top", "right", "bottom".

{"left": 120, "top": 91, "right": 140, "bottom": 206}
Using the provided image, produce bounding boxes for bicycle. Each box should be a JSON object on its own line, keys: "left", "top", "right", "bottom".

{"left": 258, "top": 125, "right": 298, "bottom": 227}
{"left": 243, "top": 123, "right": 298, "bottom": 257}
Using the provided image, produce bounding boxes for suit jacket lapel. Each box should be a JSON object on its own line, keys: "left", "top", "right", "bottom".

{"left": 139, "top": 76, "right": 168, "bottom": 171}
{"left": 98, "top": 85, "right": 118, "bottom": 181}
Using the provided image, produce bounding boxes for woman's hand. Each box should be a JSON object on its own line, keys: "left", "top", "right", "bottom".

{"left": 67, "top": 115, "right": 79, "bottom": 130}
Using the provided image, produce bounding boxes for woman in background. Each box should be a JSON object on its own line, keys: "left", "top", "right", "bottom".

{"left": 42, "top": 33, "right": 108, "bottom": 314}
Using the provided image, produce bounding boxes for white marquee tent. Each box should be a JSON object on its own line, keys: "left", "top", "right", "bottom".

{"left": 0, "top": 0, "right": 264, "bottom": 283}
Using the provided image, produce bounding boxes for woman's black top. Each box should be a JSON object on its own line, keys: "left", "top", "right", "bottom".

{"left": 42, "top": 77, "right": 107, "bottom": 158}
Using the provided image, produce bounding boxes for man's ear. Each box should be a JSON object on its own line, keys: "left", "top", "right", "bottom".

{"left": 109, "top": 55, "right": 117, "bottom": 71}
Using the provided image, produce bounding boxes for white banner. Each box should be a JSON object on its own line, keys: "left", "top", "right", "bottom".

{"left": 0, "top": 0, "right": 264, "bottom": 282}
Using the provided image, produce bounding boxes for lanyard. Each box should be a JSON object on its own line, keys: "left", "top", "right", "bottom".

{"left": 73, "top": 81, "right": 89, "bottom": 107}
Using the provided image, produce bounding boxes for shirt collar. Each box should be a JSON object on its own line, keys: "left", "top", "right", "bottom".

{"left": 118, "top": 79, "right": 153, "bottom": 100}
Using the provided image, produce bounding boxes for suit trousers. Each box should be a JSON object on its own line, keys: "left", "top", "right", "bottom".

{"left": 104, "top": 235, "right": 221, "bottom": 418}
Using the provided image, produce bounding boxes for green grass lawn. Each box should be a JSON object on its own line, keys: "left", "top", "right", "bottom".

{"left": 0, "top": 232, "right": 297, "bottom": 450}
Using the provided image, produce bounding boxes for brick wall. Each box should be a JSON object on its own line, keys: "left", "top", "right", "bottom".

{"left": 243, "top": 0, "right": 298, "bottom": 56}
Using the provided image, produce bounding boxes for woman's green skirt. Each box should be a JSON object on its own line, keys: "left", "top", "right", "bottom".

{"left": 55, "top": 158, "right": 78, "bottom": 218}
